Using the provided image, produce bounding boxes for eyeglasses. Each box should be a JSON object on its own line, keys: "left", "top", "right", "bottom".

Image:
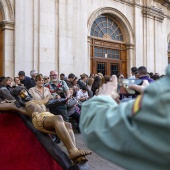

{"left": 44, "top": 78, "right": 49, "bottom": 80}
{"left": 50, "top": 74, "right": 57, "bottom": 77}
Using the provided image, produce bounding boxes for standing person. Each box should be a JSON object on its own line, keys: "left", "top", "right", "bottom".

{"left": 77, "top": 73, "right": 88, "bottom": 90}
{"left": 45, "top": 70, "right": 70, "bottom": 121}
{"left": 137, "top": 66, "right": 154, "bottom": 83}
{"left": 91, "top": 76, "right": 102, "bottom": 96}
{"left": 129, "top": 67, "right": 137, "bottom": 79}
{"left": 80, "top": 65, "right": 170, "bottom": 170}
{"left": 18, "top": 71, "right": 34, "bottom": 90}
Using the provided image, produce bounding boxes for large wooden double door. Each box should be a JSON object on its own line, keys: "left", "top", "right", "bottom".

{"left": 90, "top": 39, "right": 127, "bottom": 77}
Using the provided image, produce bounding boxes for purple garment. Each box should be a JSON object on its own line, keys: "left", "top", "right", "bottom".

{"left": 139, "top": 76, "right": 154, "bottom": 83}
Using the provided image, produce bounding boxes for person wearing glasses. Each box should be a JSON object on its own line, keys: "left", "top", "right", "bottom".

{"left": 45, "top": 70, "right": 70, "bottom": 121}
{"left": 43, "top": 76, "right": 49, "bottom": 85}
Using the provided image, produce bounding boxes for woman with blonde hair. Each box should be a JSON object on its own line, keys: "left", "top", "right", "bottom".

{"left": 1, "top": 77, "right": 13, "bottom": 93}
{"left": 0, "top": 77, "right": 15, "bottom": 102}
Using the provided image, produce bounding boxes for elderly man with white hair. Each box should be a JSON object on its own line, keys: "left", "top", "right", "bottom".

{"left": 30, "top": 70, "right": 38, "bottom": 87}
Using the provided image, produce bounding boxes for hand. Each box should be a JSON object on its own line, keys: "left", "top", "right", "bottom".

{"left": 56, "top": 95, "right": 61, "bottom": 99}
{"left": 129, "top": 80, "right": 149, "bottom": 94}
{"left": 98, "top": 75, "right": 120, "bottom": 100}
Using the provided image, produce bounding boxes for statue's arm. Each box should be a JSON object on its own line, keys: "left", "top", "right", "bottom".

{"left": 0, "top": 102, "right": 28, "bottom": 116}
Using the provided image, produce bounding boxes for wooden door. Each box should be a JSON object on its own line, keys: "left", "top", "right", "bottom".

{"left": 90, "top": 40, "right": 127, "bottom": 77}
{"left": 96, "top": 62, "right": 107, "bottom": 76}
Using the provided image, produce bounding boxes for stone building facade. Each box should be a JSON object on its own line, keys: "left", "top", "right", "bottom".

{"left": 0, "top": 0, "right": 170, "bottom": 78}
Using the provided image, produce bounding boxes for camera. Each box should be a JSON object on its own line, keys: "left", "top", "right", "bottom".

{"left": 117, "top": 79, "right": 143, "bottom": 95}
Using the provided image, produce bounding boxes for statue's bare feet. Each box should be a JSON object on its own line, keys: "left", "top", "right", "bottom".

{"left": 68, "top": 148, "right": 92, "bottom": 161}
{"left": 72, "top": 156, "right": 88, "bottom": 164}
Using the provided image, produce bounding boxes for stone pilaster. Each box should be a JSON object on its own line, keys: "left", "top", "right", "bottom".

{"left": 0, "top": 20, "right": 14, "bottom": 77}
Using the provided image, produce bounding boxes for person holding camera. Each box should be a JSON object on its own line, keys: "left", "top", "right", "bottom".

{"left": 80, "top": 65, "right": 170, "bottom": 170}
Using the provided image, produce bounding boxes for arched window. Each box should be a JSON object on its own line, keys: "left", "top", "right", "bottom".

{"left": 90, "top": 15, "right": 124, "bottom": 41}
{"left": 90, "top": 15, "right": 127, "bottom": 77}
{"left": 168, "top": 41, "right": 170, "bottom": 51}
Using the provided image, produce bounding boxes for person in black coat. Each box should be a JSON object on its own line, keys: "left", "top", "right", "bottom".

{"left": 18, "top": 71, "right": 34, "bottom": 90}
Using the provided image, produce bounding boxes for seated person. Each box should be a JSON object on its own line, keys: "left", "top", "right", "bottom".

{"left": 29, "top": 74, "right": 53, "bottom": 101}
{"left": 18, "top": 71, "right": 34, "bottom": 90}
{"left": 72, "top": 77, "right": 80, "bottom": 97}
{"left": 76, "top": 86, "right": 89, "bottom": 102}
{"left": 67, "top": 88, "right": 80, "bottom": 132}
{"left": 0, "top": 77, "right": 15, "bottom": 103}
{"left": 0, "top": 86, "right": 92, "bottom": 163}
{"left": 12, "top": 77, "right": 22, "bottom": 88}
{"left": 45, "top": 70, "right": 70, "bottom": 121}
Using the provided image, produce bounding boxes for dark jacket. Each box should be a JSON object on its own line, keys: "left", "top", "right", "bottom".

{"left": 139, "top": 76, "right": 154, "bottom": 83}
{"left": 21, "top": 76, "right": 34, "bottom": 90}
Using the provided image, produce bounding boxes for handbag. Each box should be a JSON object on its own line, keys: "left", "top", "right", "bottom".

{"left": 67, "top": 98, "right": 78, "bottom": 108}
{"left": 46, "top": 98, "right": 68, "bottom": 108}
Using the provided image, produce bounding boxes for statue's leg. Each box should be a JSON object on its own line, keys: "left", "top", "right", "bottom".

{"left": 43, "top": 115, "right": 92, "bottom": 161}
{"left": 64, "top": 122, "right": 76, "bottom": 146}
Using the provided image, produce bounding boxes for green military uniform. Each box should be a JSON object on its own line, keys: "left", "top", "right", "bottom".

{"left": 80, "top": 65, "right": 170, "bottom": 170}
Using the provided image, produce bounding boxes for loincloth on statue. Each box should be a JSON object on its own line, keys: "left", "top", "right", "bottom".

{"left": 32, "top": 112, "right": 56, "bottom": 134}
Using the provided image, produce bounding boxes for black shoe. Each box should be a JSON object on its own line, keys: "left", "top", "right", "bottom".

{"left": 76, "top": 127, "right": 81, "bottom": 133}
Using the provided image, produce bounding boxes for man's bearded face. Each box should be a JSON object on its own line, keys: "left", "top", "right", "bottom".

{"left": 19, "top": 89, "right": 31, "bottom": 101}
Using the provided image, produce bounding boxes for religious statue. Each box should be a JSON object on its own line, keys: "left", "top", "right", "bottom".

{"left": 0, "top": 86, "right": 91, "bottom": 164}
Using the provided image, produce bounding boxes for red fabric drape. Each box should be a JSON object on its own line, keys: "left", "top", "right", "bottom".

{"left": 0, "top": 112, "right": 63, "bottom": 170}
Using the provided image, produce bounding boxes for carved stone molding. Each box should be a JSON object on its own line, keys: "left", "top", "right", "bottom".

{"left": 0, "top": 0, "right": 14, "bottom": 21}
{"left": 0, "top": 20, "right": 14, "bottom": 30}
{"left": 143, "top": 6, "right": 165, "bottom": 22}
{"left": 126, "top": 44, "right": 135, "bottom": 50}
{"left": 155, "top": 0, "right": 170, "bottom": 8}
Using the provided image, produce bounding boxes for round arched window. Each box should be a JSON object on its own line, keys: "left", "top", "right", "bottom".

{"left": 90, "top": 15, "right": 124, "bottom": 41}
{"left": 90, "top": 15, "right": 127, "bottom": 77}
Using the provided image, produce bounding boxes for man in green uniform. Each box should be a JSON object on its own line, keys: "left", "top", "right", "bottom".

{"left": 80, "top": 65, "right": 170, "bottom": 170}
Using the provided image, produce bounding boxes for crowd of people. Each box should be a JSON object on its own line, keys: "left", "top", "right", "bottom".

{"left": 0, "top": 66, "right": 164, "bottom": 133}
{"left": 0, "top": 65, "right": 169, "bottom": 167}
{"left": 80, "top": 65, "right": 170, "bottom": 170}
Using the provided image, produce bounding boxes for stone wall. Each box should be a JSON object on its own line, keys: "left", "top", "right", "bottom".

{"left": 0, "top": 0, "right": 170, "bottom": 77}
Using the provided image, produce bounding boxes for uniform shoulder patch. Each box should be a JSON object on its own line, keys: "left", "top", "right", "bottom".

{"left": 132, "top": 95, "right": 143, "bottom": 116}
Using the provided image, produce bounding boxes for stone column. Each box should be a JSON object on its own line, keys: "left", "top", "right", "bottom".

{"left": 0, "top": 21, "right": 14, "bottom": 77}
{"left": 142, "top": 6, "right": 164, "bottom": 72}
{"left": 133, "top": 2, "right": 143, "bottom": 67}
{"left": 126, "top": 44, "right": 135, "bottom": 77}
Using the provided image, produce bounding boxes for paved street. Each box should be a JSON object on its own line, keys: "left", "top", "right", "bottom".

{"left": 58, "top": 132, "right": 126, "bottom": 170}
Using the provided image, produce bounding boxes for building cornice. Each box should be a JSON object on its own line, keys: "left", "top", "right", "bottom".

{"left": 154, "top": 0, "right": 170, "bottom": 8}
{"left": 143, "top": 6, "right": 165, "bottom": 22}
{"left": 0, "top": 20, "right": 14, "bottom": 30}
